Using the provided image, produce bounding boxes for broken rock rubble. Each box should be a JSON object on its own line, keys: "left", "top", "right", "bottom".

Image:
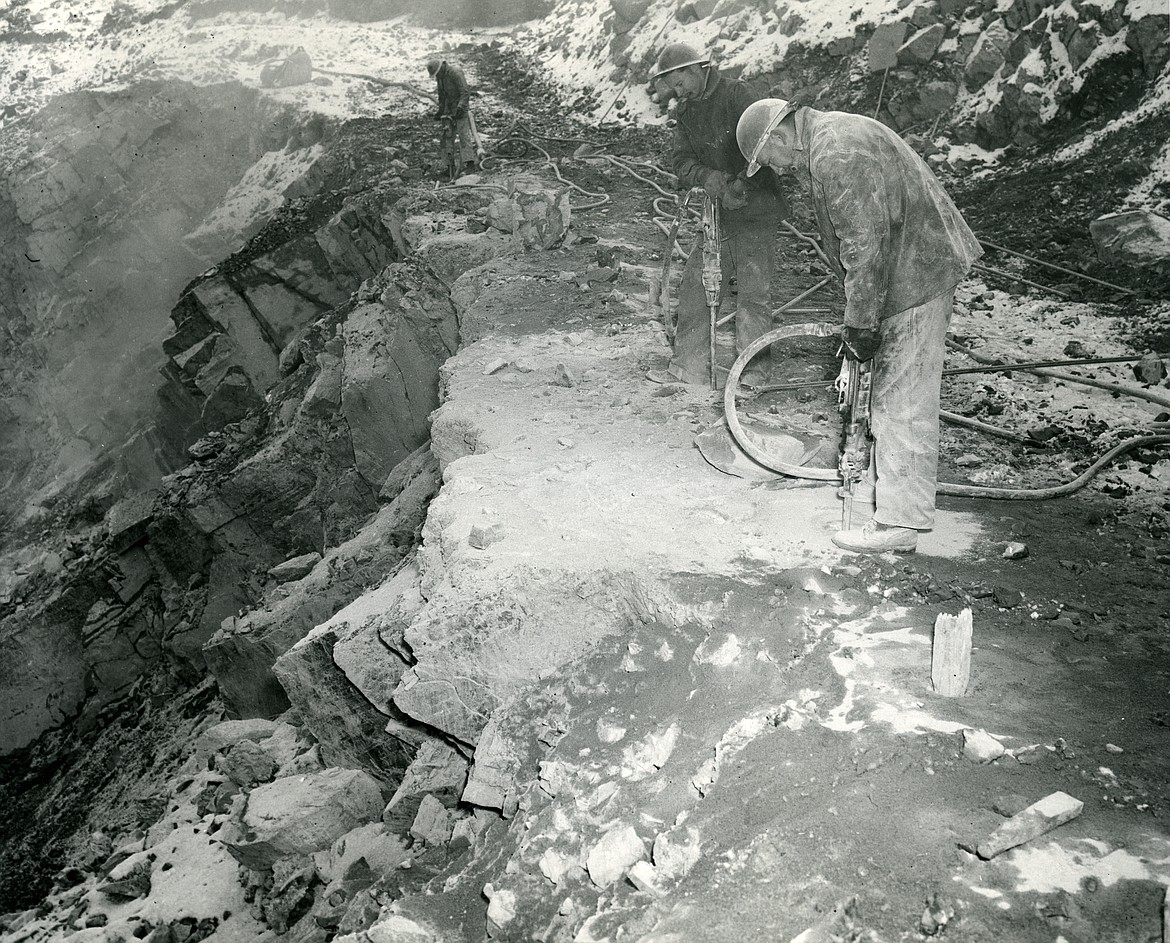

{"left": 587, "top": 825, "right": 645, "bottom": 888}
{"left": 962, "top": 728, "right": 1006, "bottom": 763}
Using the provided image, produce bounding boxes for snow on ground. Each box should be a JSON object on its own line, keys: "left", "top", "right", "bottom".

{"left": 1, "top": 0, "right": 478, "bottom": 130}
{"left": 2, "top": 1, "right": 1167, "bottom": 214}
{"left": 508, "top": 0, "right": 913, "bottom": 125}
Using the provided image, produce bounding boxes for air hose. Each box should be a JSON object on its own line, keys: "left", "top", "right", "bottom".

{"left": 477, "top": 136, "right": 611, "bottom": 209}
{"left": 724, "top": 324, "right": 1170, "bottom": 500}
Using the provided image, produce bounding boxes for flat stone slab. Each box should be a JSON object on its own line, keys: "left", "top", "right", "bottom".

{"left": 976, "top": 790, "right": 1084, "bottom": 860}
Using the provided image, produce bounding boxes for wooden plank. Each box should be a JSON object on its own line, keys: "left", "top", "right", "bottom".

{"left": 976, "top": 791, "right": 1084, "bottom": 860}
{"left": 932, "top": 608, "right": 973, "bottom": 697}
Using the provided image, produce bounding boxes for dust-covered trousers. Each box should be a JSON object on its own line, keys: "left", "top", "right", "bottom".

{"left": 869, "top": 288, "right": 953, "bottom": 530}
{"left": 441, "top": 114, "right": 480, "bottom": 166}
{"left": 669, "top": 207, "right": 778, "bottom": 385}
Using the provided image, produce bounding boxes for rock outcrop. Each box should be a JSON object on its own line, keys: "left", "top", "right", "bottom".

{"left": 158, "top": 203, "right": 399, "bottom": 455}
{"left": 202, "top": 182, "right": 571, "bottom": 723}
{"left": 2, "top": 160, "right": 574, "bottom": 752}
{"left": 0, "top": 81, "right": 325, "bottom": 514}
{"left": 553, "top": 0, "right": 1169, "bottom": 151}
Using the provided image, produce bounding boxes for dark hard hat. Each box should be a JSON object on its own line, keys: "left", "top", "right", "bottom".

{"left": 652, "top": 42, "right": 709, "bottom": 80}
{"left": 426, "top": 58, "right": 442, "bottom": 76}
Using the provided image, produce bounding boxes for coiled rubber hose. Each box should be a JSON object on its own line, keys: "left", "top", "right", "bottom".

{"left": 724, "top": 324, "right": 1170, "bottom": 499}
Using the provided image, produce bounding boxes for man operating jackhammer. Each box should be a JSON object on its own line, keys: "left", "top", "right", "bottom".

{"left": 426, "top": 56, "right": 483, "bottom": 177}
{"left": 646, "top": 43, "right": 790, "bottom": 390}
{"left": 736, "top": 99, "right": 983, "bottom": 554}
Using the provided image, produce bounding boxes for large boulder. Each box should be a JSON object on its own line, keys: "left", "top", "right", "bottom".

{"left": 222, "top": 767, "right": 384, "bottom": 869}
{"left": 382, "top": 739, "right": 469, "bottom": 835}
{"left": 610, "top": 0, "right": 652, "bottom": 22}
{"left": 1089, "top": 211, "right": 1170, "bottom": 269}
{"left": 272, "top": 564, "right": 429, "bottom": 785}
{"left": 867, "top": 22, "right": 909, "bottom": 72}
{"left": 1127, "top": 13, "right": 1170, "bottom": 78}
{"left": 0, "top": 602, "right": 86, "bottom": 754}
{"left": 260, "top": 48, "right": 313, "bottom": 88}
{"left": 341, "top": 277, "right": 457, "bottom": 489}
{"left": 1064, "top": 22, "right": 1101, "bottom": 70}
{"left": 897, "top": 23, "right": 945, "bottom": 66}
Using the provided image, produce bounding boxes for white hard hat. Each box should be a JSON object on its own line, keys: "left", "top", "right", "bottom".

{"left": 737, "top": 98, "right": 796, "bottom": 176}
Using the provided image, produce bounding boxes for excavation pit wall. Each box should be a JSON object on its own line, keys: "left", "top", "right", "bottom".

{"left": 201, "top": 179, "right": 577, "bottom": 736}
{"left": 0, "top": 178, "right": 565, "bottom": 755}
{"left": 0, "top": 80, "right": 331, "bottom": 513}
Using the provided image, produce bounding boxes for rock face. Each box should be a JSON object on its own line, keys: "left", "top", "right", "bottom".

{"left": 205, "top": 450, "right": 440, "bottom": 718}
{"left": 201, "top": 190, "right": 570, "bottom": 722}
{"left": 341, "top": 289, "right": 455, "bottom": 488}
{"left": 0, "top": 81, "right": 321, "bottom": 513}
{"left": 272, "top": 563, "right": 429, "bottom": 785}
{"left": 606, "top": 0, "right": 1169, "bottom": 148}
{"left": 0, "top": 587, "right": 88, "bottom": 754}
{"left": 1, "top": 164, "right": 573, "bottom": 751}
{"left": 159, "top": 204, "right": 398, "bottom": 456}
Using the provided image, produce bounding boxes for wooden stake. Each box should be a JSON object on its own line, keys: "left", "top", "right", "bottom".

{"left": 932, "top": 609, "right": 972, "bottom": 697}
{"left": 874, "top": 66, "right": 890, "bottom": 118}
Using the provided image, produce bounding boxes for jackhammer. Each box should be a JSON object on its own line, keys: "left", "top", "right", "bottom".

{"left": 439, "top": 116, "right": 458, "bottom": 181}
{"left": 651, "top": 188, "right": 698, "bottom": 341}
{"left": 700, "top": 192, "right": 722, "bottom": 390}
{"left": 835, "top": 351, "right": 873, "bottom": 530}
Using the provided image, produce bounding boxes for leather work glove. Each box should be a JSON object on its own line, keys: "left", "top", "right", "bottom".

{"left": 703, "top": 169, "right": 732, "bottom": 199}
{"left": 842, "top": 325, "right": 881, "bottom": 362}
{"left": 722, "top": 176, "right": 749, "bottom": 210}
{"left": 703, "top": 170, "right": 749, "bottom": 210}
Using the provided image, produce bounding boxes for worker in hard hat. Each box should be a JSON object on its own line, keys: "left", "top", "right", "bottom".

{"left": 736, "top": 99, "right": 982, "bottom": 554}
{"left": 426, "top": 57, "right": 483, "bottom": 175}
{"left": 646, "top": 42, "right": 790, "bottom": 389}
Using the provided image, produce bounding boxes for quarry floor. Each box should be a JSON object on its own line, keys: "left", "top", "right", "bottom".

{"left": 392, "top": 149, "right": 1170, "bottom": 941}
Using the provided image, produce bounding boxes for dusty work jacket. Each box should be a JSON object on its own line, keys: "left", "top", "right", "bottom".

{"left": 672, "top": 68, "right": 789, "bottom": 219}
{"left": 792, "top": 107, "right": 982, "bottom": 329}
{"left": 435, "top": 61, "right": 471, "bottom": 118}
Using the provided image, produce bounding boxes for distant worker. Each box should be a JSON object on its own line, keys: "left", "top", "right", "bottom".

{"left": 647, "top": 43, "right": 790, "bottom": 389}
{"left": 426, "top": 57, "right": 483, "bottom": 176}
{"left": 736, "top": 99, "right": 982, "bottom": 553}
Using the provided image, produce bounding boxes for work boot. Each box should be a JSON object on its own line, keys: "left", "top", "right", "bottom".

{"left": 647, "top": 364, "right": 727, "bottom": 387}
{"left": 646, "top": 367, "right": 683, "bottom": 384}
{"left": 832, "top": 520, "right": 917, "bottom": 554}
